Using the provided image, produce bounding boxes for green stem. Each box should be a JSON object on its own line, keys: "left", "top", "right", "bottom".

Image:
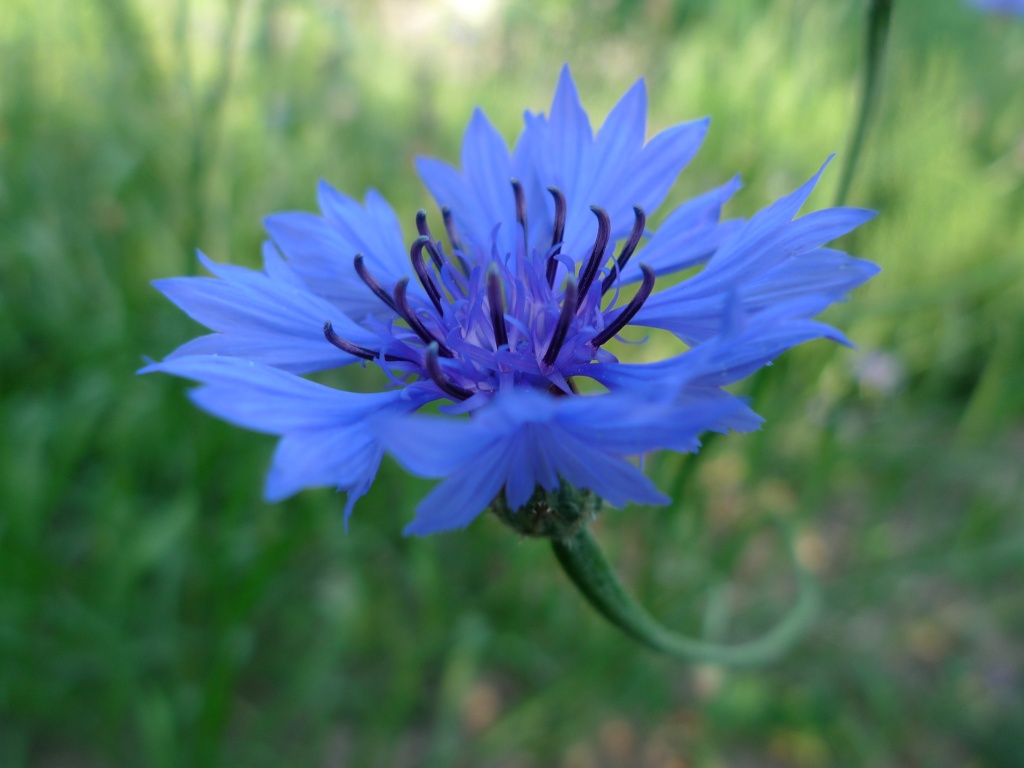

{"left": 552, "top": 523, "right": 819, "bottom": 666}
{"left": 834, "top": 0, "right": 893, "bottom": 207}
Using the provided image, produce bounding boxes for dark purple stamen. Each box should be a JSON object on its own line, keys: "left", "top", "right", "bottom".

{"left": 423, "top": 237, "right": 447, "bottom": 270}
{"left": 546, "top": 186, "right": 567, "bottom": 287}
{"left": 415, "top": 211, "right": 445, "bottom": 269}
{"left": 486, "top": 266, "right": 509, "bottom": 350}
{"left": 393, "top": 278, "right": 454, "bottom": 357}
{"left": 601, "top": 205, "right": 647, "bottom": 296}
{"left": 441, "top": 206, "right": 461, "bottom": 249}
{"left": 354, "top": 254, "right": 399, "bottom": 313}
{"left": 323, "top": 321, "right": 377, "bottom": 360}
{"left": 543, "top": 277, "right": 578, "bottom": 367}
{"left": 576, "top": 206, "right": 611, "bottom": 307}
{"left": 590, "top": 263, "right": 656, "bottom": 347}
{"left": 410, "top": 236, "right": 444, "bottom": 314}
{"left": 511, "top": 178, "right": 528, "bottom": 240}
{"left": 425, "top": 343, "right": 472, "bottom": 401}
{"left": 416, "top": 209, "right": 432, "bottom": 239}
{"left": 441, "top": 206, "right": 471, "bottom": 273}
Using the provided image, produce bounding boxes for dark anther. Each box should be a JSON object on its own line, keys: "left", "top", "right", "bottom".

{"left": 486, "top": 265, "right": 509, "bottom": 350}
{"left": 425, "top": 342, "right": 473, "bottom": 401}
{"left": 511, "top": 178, "right": 528, "bottom": 240}
{"left": 546, "top": 186, "right": 567, "bottom": 287}
{"left": 543, "top": 277, "right": 578, "bottom": 367}
{"left": 441, "top": 206, "right": 471, "bottom": 273}
{"left": 441, "top": 206, "right": 462, "bottom": 251}
{"left": 601, "top": 205, "right": 647, "bottom": 296}
{"left": 393, "top": 278, "right": 454, "bottom": 357}
{"left": 410, "top": 236, "right": 444, "bottom": 314}
{"left": 576, "top": 206, "right": 611, "bottom": 307}
{"left": 590, "top": 263, "right": 656, "bottom": 347}
{"left": 415, "top": 211, "right": 445, "bottom": 269}
{"left": 354, "top": 254, "right": 399, "bottom": 313}
{"left": 415, "top": 209, "right": 432, "bottom": 239}
{"left": 323, "top": 321, "right": 377, "bottom": 360}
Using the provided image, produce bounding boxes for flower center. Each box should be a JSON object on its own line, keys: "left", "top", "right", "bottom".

{"left": 323, "top": 181, "right": 657, "bottom": 402}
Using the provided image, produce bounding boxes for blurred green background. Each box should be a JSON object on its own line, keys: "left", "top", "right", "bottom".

{"left": 2, "top": 0, "right": 1023, "bottom": 765}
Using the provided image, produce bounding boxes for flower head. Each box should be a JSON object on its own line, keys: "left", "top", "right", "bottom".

{"left": 968, "top": 0, "right": 1024, "bottom": 15}
{"left": 146, "top": 66, "right": 878, "bottom": 535}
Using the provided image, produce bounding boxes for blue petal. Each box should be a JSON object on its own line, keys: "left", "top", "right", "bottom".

{"left": 265, "top": 426, "right": 382, "bottom": 511}
{"left": 510, "top": 110, "right": 551, "bottom": 247}
{"left": 461, "top": 109, "right": 518, "bottom": 258}
{"left": 593, "top": 299, "right": 851, "bottom": 393}
{"left": 383, "top": 388, "right": 750, "bottom": 535}
{"left": 633, "top": 162, "right": 877, "bottom": 342}
{"left": 264, "top": 186, "right": 412, "bottom": 318}
{"left": 154, "top": 250, "right": 376, "bottom": 373}
{"left": 402, "top": 440, "right": 514, "bottom": 535}
{"left": 141, "top": 355, "right": 416, "bottom": 433}
{"left": 626, "top": 118, "right": 710, "bottom": 217}
{"left": 588, "top": 78, "right": 648, "bottom": 197}
{"left": 504, "top": 428, "right": 540, "bottom": 510}
{"left": 372, "top": 415, "right": 487, "bottom": 476}
{"left": 544, "top": 65, "right": 594, "bottom": 199}
{"left": 142, "top": 355, "right": 432, "bottom": 517}
{"left": 635, "top": 248, "right": 877, "bottom": 342}
{"left": 416, "top": 156, "right": 489, "bottom": 248}
{"left": 164, "top": 333, "right": 343, "bottom": 373}
{"left": 624, "top": 175, "right": 743, "bottom": 282}
{"left": 699, "top": 206, "right": 876, "bottom": 288}
{"left": 702, "top": 157, "right": 836, "bottom": 284}
{"left": 317, "top": 182, "right": 410, "bottom": 281}
{"left": 737, "top": 249, "right": 880, "bottom": 311}
{"left": 536, "top": 428, "right": 668, "bottom": 508}
{"left": 555, "top": 393, "right": 750, "bottom": 454}
{"left": 570, "top": 79, "right": 649, "bottom": 249}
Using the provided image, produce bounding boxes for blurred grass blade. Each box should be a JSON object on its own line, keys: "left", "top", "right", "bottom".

{"left": 835, "top": 0, "right": 894, "bottom": 206}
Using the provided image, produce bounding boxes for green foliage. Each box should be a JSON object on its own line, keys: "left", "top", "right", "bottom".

{"left": 1, "top": 0, "right": 1022, "bottom": 766}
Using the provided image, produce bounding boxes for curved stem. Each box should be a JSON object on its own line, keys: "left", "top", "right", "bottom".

{"left": 835, "top": 0, "right": 894, "bottom": 207}
{"left": 552, "top": 522, "right": 819, "bottom": 666}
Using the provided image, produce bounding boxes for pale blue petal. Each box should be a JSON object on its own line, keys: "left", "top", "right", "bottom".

{"left": 544, "top": 64, "right": 594, "bottom": 198}
{"left": 141, "top": 355, "right": 411, "bottom": 433}
{"left": 403, "top": 441, "right": 514, "bottom": 535}
{"left": 461, "top": 109, "right": 517, "bottom": 257}
{"left": 265, "top": 426, "right": 381, "bottom": 506}
{"left": 737, "top": 250, "right": 880, "bottom": 311}
{"left": 510, "top": 110, "right": 550, "bottom": 247}
{"left": 317, "top": 182, "right": 410, "bottom": 280}
{"left": 263, "top": 211, "right": 385, "bottom": 317}
{"left": 265, "top": 186, "right": 414, "bottom": 318}
{"left": 539, "top": 428, "right": 669, "bottom": 508}
{"left": 583, "top": 78, "right": 647, "bottom": 206}
{"left": 164, "top": 333, "right": 343, "bottom": 373}
{"left": 703, "top": 157, "right": 834, "bottom": 282}
{"left": 500, "top": 429, "right": 536, "bottom": 510}
{"left": 144, "top": 355, "right": 429, "bottom": 521}
{"left": 625, "top": 118, "right": 710, "bottom": 216}
{"left": 154, "top": 251, "right": 376, "bottom": 373}
{"left": 415, "top": 156, "right": 490, "bottom": 251}
{"left": 622, "top": 175, "right": 743, "bottom": 281}
{"left": 375, "top": 415, "right": 487, "bottom": 476}
{"left": 635, "top": 247, "right": 877, "bottom": 343}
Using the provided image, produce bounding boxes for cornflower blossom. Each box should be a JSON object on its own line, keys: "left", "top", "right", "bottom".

{"left": 145, "top": 66, "right": 878, "bottom": 536}
{"left": 969, "top": 0, "right": 1024, "bottom": 15}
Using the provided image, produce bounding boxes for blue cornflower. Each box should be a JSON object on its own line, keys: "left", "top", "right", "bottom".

{"left": 969, "top": 0, "right": 1024, "bottom": 15}
{"left": 145, "top": 66, "right": 878, "bottom": 535}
